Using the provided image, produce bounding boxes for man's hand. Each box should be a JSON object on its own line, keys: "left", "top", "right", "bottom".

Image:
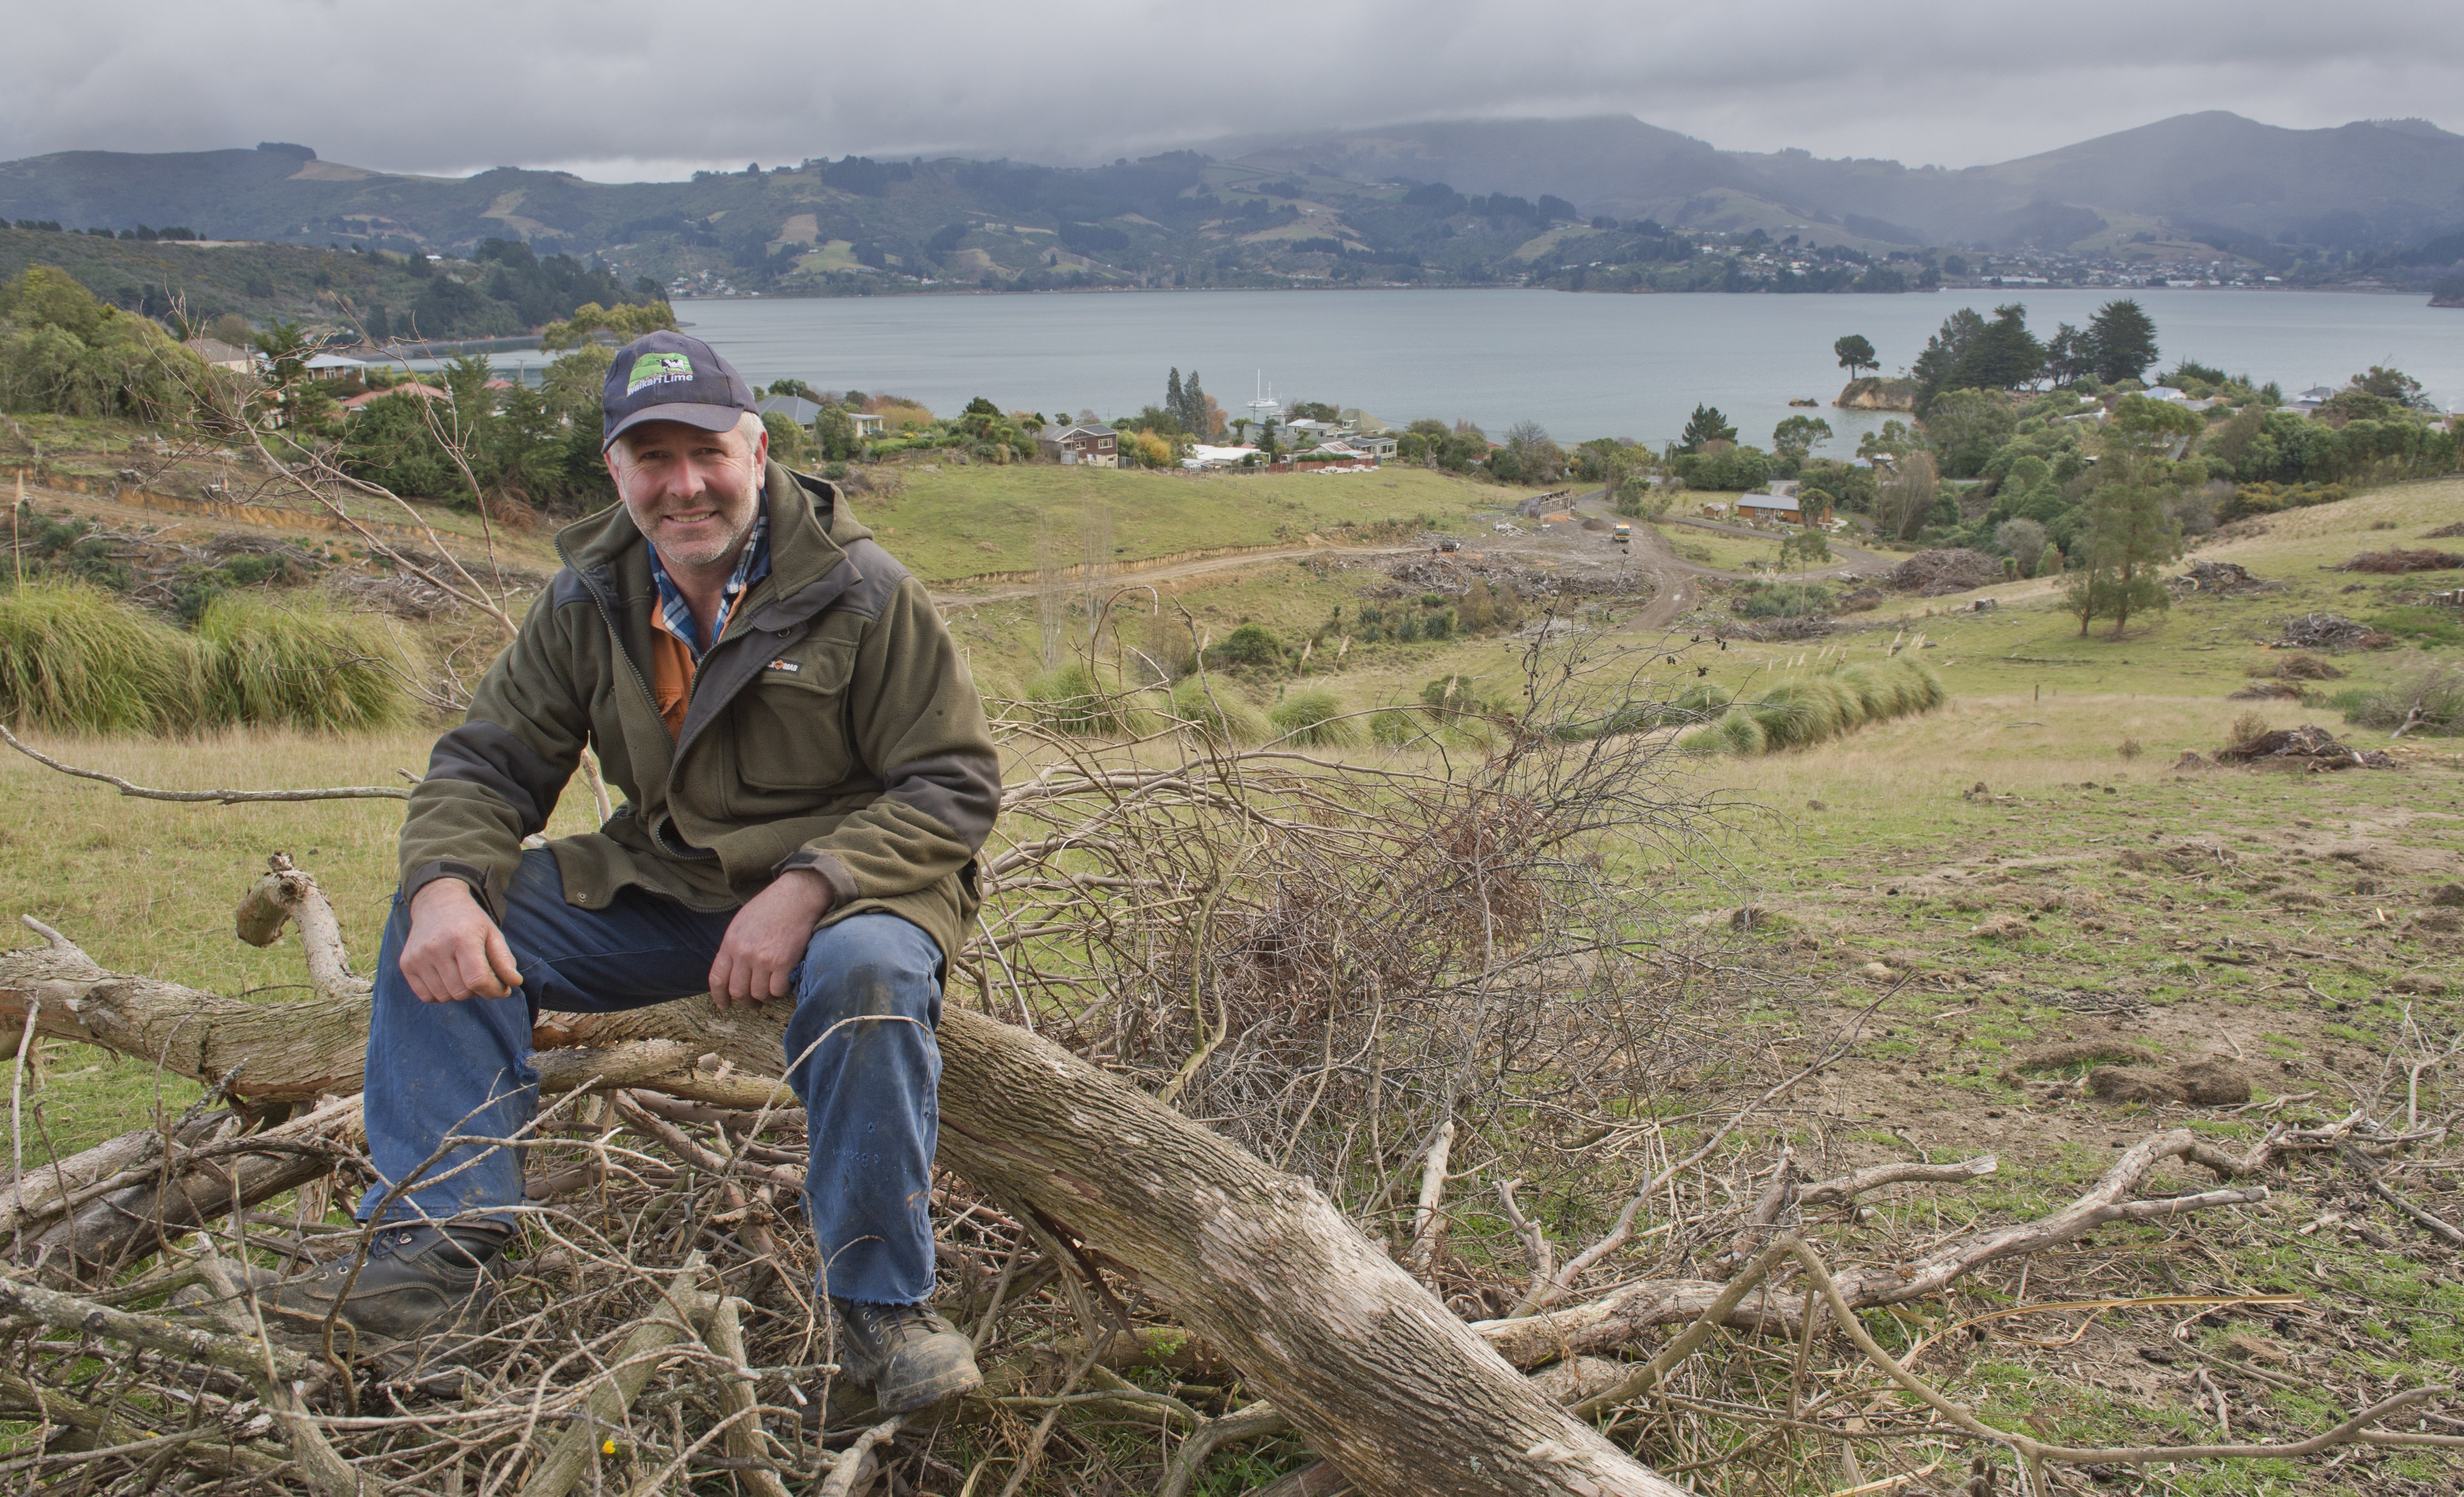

{"left": 709, "top": 869, "right": 835, "bottom": 1009}
{"left": 400, "top": 879, "right": 522, "bottom": 1003}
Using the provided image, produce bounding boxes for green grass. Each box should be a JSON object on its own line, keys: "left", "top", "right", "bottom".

{"left": 857, "top": 463, "right": 1542, "bottom": 584}
{"left": 1267, "top": 687, "right": 1356, "bottom": 746}
{"left": 196, "top": 590, "right": 425, "bottom": 731}
{"left": 0, "top": 580, "right": 217, "bottom": 732}
{"left": 1168, "top": 673, "right": 1269, "bottom": 745}
{"left": 0, "top": 581, "right": 423, "bottom": 734}
{"left": 1652, "top": 519, "right": 1782, "bottom": 572}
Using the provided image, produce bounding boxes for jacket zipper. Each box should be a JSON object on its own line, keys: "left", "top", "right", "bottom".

{"left": 558, "top": 538, "right": 668, "bottom": 741}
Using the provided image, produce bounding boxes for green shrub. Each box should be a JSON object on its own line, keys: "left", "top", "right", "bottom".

{"left": 1168, "top": 674, "right": 1269, "bottom": 745}
{"left": 2340, "top": 666, "right": 2464, "bottom": 735}
{"left": 0, "top": 580, "right": 216, "bottom": 732}
{"left": 1205, "top": 623, "right": 1283, "bottom": 669}
{"left": 1666, "top": 682, "right": 1733, "bottom": 721}
{"left": 194, "top": 592, "right": 423, "bottom": 731}
{"left": 1024, "top": 662, "right": 1150, "bottom": 738}
{"left": 1731, "top": 582, "right": 1834, "bottom": 620}
{"left": 2369, "top": 607, "right": 2463, "bottom": 648}
{"left": 1420, "top": 672, "right": 1505, "bottom": 715}
{"left": 1369, "top": 707, "right": 1427, "bottom": 746}
{"left": 1267, "top": 688, "right": 1356, "bottom": 746}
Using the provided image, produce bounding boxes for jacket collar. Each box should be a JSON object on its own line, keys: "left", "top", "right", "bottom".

{"left": 555, "top": 461, "right": 866, "bottom": 635}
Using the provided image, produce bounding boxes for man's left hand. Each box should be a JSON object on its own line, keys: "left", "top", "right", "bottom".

{"left": 709, "top": 869, "right": 835, "bottom": 1009}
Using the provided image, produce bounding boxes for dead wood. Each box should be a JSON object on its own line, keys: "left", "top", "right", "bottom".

{"left": 1, "top": 919, "right": 1689, "bottom": 1496}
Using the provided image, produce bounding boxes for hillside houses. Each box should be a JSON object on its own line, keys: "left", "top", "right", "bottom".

{"left": 1037, "top": 423, "right": 1119, "bottom": 467}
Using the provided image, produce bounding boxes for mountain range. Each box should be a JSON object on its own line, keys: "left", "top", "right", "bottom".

{"left": 3, "top": 111, "right": 2461, "bottom": 323}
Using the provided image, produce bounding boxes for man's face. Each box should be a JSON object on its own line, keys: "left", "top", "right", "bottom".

{"left": 605, "top": 418, "right": 767, "bottom": 571}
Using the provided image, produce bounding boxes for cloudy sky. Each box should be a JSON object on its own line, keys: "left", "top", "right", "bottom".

{"left": 4, "top": 1, "right": 2457, "bottom": 180}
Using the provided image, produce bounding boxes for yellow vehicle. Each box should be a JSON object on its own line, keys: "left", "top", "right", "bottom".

{"left": 1612, "top": 521, "right": 1632, "bottom": 541}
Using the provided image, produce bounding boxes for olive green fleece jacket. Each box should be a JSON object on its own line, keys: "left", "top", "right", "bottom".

{"left": 399, "top": 461, "right": 1000, "bottom": 965}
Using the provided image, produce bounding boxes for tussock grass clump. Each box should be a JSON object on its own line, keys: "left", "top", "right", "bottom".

{"left": 195, "top": 592, "right": 422, "bottom": 732}
{"left": 1024, "top": 662, "right": 1152, "bottom": 738}
{"left": 0, "top": 580, "right": 216, "bottom": 733}
{"left": 1268, "top": 688, "right": 1357, "bottom": 747}
{"left": 1684, "top": 657, "right": 1944, "bottom": 756}
{"left": 1748, "top": 678, "right": 1857, "bottom": 749}
{"left": 1168, "top": 674, "right": 1269, "bottom": 745}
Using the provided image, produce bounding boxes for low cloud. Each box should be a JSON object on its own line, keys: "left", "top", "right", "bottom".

{"left": 2, "top": 1, "right": 2455, "bottom": 178}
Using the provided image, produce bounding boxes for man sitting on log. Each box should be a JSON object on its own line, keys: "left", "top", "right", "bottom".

{"left": 271, "top": 332, "right": 1002, "bottom": 1415}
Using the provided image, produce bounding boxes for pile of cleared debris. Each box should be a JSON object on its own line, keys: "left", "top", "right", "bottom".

{"left": 2169, "top": 558, "right": 2279, "bottom": 595}
{"left": 1375, "top": 553, "right": 1646, "bottom": 601}
{"left": 2333, "top": 548, "right": 2464, "bottom": 574}
{"left": 2278, "top": 612, "right": 2395, "bottom": 650}
{"left": 2189, "top": 722, "right": 2402, "bottom": 771}
{"left": 1889, "top": 547, "right": 2002, "bottom": 596}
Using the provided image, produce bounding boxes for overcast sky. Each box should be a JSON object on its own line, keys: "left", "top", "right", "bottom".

{"left": 5, "top": 2, "right": 2457, "bottom": 181}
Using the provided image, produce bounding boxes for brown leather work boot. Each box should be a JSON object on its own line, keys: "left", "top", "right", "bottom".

{"left": 832, "top": 1298, "right": 983, "bottom": 1414}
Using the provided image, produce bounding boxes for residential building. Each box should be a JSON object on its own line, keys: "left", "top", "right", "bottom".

{"left": 302, "top": 353, "right": 364, "bottom": 380}
{"left": 1350, "top": 433, "right": 1398, "bottom": 459}
{"left": 184, "top": 338, "right": 254, "bottom": 373}
{"left": 852, "top": 411, "right": 885, "bottom": 437}
{"left": 1037, "top": 423, "right": 1118, "bottom": 467}
{"left": 1736, "top": 492, "right": 1804, "bottom": 524}
{"left": 756, "top": 394, "right": 826, "bottom": 426}
{"left": 340, "top": 382, "right": 447, "bottom": 412}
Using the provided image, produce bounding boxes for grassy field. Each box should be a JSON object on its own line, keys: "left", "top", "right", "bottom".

{"left": 862, "top": 462, "right": 1537, "bottom": 583}
{"left": 1655, "top": 520, "right": 1789, "bottom": 572}
{"left": 4, "top": 459, "right": 2461, "bottom": 1489}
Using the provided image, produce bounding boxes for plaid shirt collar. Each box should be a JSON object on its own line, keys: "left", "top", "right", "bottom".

{"left": 646, "top": 507, "right": 770, "bottom": 660}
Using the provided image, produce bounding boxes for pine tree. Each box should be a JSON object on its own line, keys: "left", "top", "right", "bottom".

{"left": 2088, "top": 299, "right": 2160, "bottom": 384}
{"left": 1679, "top": 404, "right": 1737, "bottom": 452}
{"left": 1165, "top": 369, "right": 1184, "bottom": 429}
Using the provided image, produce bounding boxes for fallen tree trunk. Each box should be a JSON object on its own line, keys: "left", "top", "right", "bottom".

{"left": 3, "top": 916, "right": 1686, "bottom": 1497}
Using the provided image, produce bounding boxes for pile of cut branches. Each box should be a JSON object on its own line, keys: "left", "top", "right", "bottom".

{"left": 2, "top": 643, "right": 2458, "bottom": 1494}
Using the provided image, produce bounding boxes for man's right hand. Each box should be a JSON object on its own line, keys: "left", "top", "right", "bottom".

{"left": 400, "top": 879, "right": 523, "bottom": 1003}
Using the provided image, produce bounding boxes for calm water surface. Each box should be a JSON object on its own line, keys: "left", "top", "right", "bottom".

{"left": 523, "top": 288, "right": 2464, "bottom": 454}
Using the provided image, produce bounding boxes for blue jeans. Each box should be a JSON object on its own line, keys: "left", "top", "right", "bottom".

{"left": 359, "top": 849, "right": 945, "bottom": 1305}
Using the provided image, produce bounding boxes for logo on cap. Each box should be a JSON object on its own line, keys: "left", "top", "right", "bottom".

{"left": 626, "top": 351, "right": 696, "bottom": 396}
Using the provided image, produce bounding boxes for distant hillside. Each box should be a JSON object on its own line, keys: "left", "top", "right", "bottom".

{"left": 1213, "top": 112, "right": 2464, "bottom": 258}
{"left": 5, "top": 113, "right": 2463, "bottom": 312}
{"left": 0, "top": 223, "right": 654, "bottom": 339}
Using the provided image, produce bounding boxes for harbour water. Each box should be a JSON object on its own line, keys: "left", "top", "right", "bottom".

{"left": 485, "top": 287, "right": 2464, "bottom": 454}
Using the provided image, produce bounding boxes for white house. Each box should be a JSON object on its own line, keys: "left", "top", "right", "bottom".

{"left": 183, "top": 338, "right": 255, "bottom": 373}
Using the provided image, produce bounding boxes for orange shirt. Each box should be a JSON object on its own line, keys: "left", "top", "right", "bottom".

{"left": 648, "top": 612, "right": 697, "bottom": 737}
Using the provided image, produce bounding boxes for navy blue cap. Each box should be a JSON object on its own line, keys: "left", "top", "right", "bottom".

{"left": 601, "top": 330, "right": 758, "bottom": 451}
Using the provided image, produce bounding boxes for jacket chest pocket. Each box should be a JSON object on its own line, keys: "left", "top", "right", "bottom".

{"left": 729, "top": 639, "right": 858, "bottom": 796}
